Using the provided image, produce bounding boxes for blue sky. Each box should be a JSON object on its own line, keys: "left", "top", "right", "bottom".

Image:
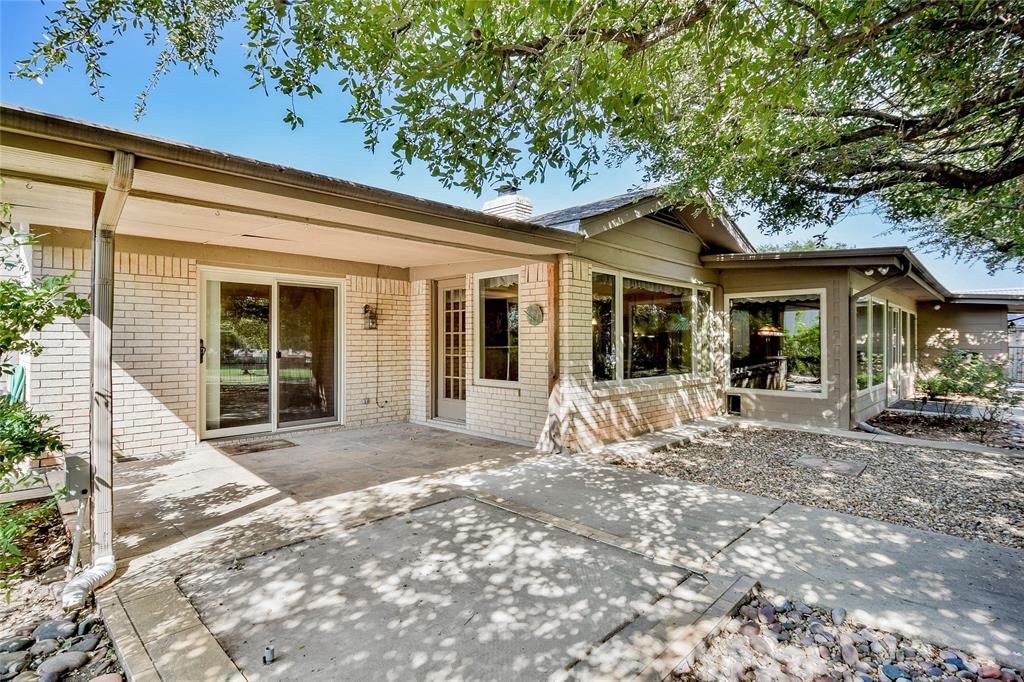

{"left": 1, "top": 0, "right": 1019, "bottom": 289}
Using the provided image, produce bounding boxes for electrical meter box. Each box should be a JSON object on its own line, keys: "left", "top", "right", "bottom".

{"left": 64, "top": 454, "right": 91, "bottom": 499}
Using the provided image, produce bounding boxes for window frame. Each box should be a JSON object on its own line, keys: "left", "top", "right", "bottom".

{"left": 724, "top": 287, "right": 829, "bottom": 399}
{"left": 591, "top": 266, "right": 714, "bottom": 386}
{"left": 856, "top": 295, "right": 889, "bottom": 397}
{"left": 473, "top": 268, "right": 521, "bottom": 388}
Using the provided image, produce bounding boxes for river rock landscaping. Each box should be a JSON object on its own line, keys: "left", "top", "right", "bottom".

{"left": 679, "top": 591, "right": 1023, "bottom": 682}
{"left": 0, "top": 503, "right": 123, "bottom": 682}
{"left": 615, "top": 426, "right": 1024, "bottom": 549}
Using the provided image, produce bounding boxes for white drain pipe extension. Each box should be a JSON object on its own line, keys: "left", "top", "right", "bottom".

{"left": 62, "top": 553, "right": 116, "bottom": 610}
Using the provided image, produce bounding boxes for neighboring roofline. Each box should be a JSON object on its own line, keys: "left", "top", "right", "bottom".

{"left": 702, "top": 247, "right": 959, "bottom": 301}
{"left": 0, "top": 104, "right": 579, "bottom": 248}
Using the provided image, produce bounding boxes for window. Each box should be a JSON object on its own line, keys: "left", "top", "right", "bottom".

{"left": 870, "top": 300, "right": 885, "bottom": 386}
{"left": 591, "top": 270, "right": 711, "bottom": 382}
{"left": 479, "top": 274, "right": 518, "bottom": 382}
{"left": 592, "top": 272, "right": 616, "bottom": 382}
{"left": 623, "top": 278, "right": 692, "bottom": 379}
{"left": 856, "top": 299, "right": 869, "bottom": 390}
{"left": 728, "top": 291, "right": 824, "bottom": 393}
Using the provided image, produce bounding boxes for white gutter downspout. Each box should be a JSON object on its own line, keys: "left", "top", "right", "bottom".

{"left": 63, "top": 150, "right": 134, "bottom": 610}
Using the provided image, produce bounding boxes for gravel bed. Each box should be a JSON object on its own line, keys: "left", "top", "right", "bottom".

{"left": 616, "top": 427, "right": 1024, "bottom": 549}
{"left": 680, "top": 590, "right": 1022, "bottom": 682}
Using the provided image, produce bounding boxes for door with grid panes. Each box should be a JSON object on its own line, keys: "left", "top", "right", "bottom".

{"left": 436, "top": 280, "right": 467, "bottom": 421}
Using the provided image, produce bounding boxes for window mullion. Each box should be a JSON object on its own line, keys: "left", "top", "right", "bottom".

{"left": 615, "top": 273, "right": 624, "bottom": 382}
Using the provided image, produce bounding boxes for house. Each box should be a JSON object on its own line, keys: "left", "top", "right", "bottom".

{"left": 3, "top": 104, "right": 1022, "bottom": 467}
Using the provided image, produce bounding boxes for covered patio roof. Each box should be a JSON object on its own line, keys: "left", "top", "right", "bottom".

{"left": 0, "top": 105, "right": 578, "bottom": 270}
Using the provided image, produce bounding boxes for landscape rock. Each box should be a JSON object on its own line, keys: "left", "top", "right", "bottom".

{"left": 36, "top": 651, "right": 88, "bottom": 681}
{"left": 832, "top": 607, "right": 847, "bottom": 626}
{"left": 89, "top": 674, "right": 122, "bottom": 682}
{"left": 28, "top": 640, "right": 58, "bottom": 657}
{"left": 77, "top": 615, "right": 100, "bottom": 637}
{"left": 0, "top": 640, "right": 31, "bottom": 655}
{"left": 0, "top": 651, "right": 30, "bottom": 677}
{"left": 30, "top": 621, "right": 75, "bottom": 642}
{"left": 69, "top": 634, "right": 101, "bottom": 652}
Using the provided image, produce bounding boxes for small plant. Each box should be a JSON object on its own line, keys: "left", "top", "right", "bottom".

{"left": 915, "top": 341, "right": 1022, "bottom": 440}
{"left": 1, "top": 198, "right": 88, "bottom": 597}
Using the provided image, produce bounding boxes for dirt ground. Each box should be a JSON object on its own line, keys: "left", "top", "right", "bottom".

{"left": 867, "top": 411, "right": 1022, "bottom": 449}
{"left": 0, "top": 500, "right": 72, "bottom": 631}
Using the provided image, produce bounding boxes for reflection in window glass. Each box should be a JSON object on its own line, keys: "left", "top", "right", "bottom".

{"left": 592, "top": 272, "right": 616, "bottom": 381}
{"left": 856, "top": 299, "right": 869, "bottom": 390}
{"left": 729, "top": 293, "right": 822, "bottom": 392}
{"left": 696, "top": 289, "right": 713, "bottom": 373}
{"left": 870, "top": 301, "right": 885, "bottom": 386}
{"left": 479, "top": 274, "right": 518, "bottom": 382}
{"left": 623, "top": 278, "right": 691, "bottom": 379}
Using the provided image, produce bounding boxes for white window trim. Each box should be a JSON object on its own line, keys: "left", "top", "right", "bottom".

{"left": 197, "top": 265, "right": 346, "bottom": 440}
{"left": 855, "top": 296, "right": 888, "bottom": 397}
{"left": 591, "top": 266, "right": 715, "bottom": 387}
{"left": 724, "top": 287, "right": 829, "bottom": 399}
{"left": 473, "top": 268, "right": 521, "bottom": 389}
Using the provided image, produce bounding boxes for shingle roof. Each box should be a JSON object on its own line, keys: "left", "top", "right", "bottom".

{"left": 530, "top": 188, "right": 663, "bottom": 228}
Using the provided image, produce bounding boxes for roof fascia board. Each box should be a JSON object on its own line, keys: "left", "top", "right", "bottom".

{"left": 705, "top": 254, "right": 904, "bottom": 269}
{"left": 577, "top": 196, "right": 669, "bottom": 238}
{"left": 1, "top": 105, "right": 578, "bottom": 250}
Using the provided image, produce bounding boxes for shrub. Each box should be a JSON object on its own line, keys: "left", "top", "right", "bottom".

{"left": 915, "top": 341, "right": 1021, "bottom": 438}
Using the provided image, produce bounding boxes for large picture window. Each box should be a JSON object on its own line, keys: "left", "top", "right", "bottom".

{"left": 479, "top": 274, "right": 519, "bottom": 382}
{"left": 591, "top": 270, "right": 711, "bottom": 383}
{"left": 623, "top": 278, "right": 692, "bottom": 379}
{"left": 728, "top": 291, "right": 824, "bottom": 394}
{"left": 592, "top": 272, "right": 616, "bottom": 382}
{"left": 856, "top": 299, "right": 869, "bottom": 389}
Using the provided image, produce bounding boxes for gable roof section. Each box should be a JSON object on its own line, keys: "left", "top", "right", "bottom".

{"left": 532, "top": 187, "right": 756, "bottom": 254}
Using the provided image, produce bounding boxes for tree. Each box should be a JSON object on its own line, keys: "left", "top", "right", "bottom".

{"left": 14, "top": 0, "right": 1024, "bottom": 271}
{"left": 770, "top": 238, "right": 853, "bottom": 252}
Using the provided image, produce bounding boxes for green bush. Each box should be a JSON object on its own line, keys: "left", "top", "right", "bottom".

{"left": 916, "top": 341, "right": 1021, "bottom": 432}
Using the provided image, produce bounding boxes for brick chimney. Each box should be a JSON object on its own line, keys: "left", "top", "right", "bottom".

{"left": 482, "top": 185, "right": 533, "bottom": 221}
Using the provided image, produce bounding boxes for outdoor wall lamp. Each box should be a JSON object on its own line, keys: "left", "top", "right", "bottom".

{"left": 933, "top": 303, "right": 942, "bottom": 311}
{"left": 363, "top": 304, "right": 378, "bottom": 330}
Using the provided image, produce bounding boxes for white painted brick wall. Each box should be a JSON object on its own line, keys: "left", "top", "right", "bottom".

{"left": 465, "top": 263, "right": 553, "bottom": 443}
{"left": 548, "top": 256, "right": 721, "bottom": 452}
{"left": 344, "top": 276, "right": 411, "bottom": 426}
{"left": 31, "top": 245, "right": 198, "bottom": 460}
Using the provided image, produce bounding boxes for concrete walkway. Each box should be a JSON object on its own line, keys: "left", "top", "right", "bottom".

{"left": 94, "top": 432, "right": 1024, "bottom": 680}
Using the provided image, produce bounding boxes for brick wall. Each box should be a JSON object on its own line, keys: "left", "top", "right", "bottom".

{"left": 465, "top": 263, "right": 553, "bottom": 444}
{"left": 344, "top": 276, "right": 411, "bottom": 426}
{"left": 548, "top": 256, "right": 722, "bottom": 452}
{"left": 31, "top": 245, "right": 198, "bottom": 460}
{"left": 409, "top": 280, "right": 432, "bottom": 422}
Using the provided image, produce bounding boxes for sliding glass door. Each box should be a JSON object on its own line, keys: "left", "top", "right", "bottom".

{"left": 277, "top": 284, "right": 337, "bottom": 427}
{"left": 201, "top": 272, "right": 340, "bottom": 439}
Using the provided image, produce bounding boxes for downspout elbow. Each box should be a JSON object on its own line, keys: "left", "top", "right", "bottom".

{"left": 61, "top": 553, "right": 116, "bottom": 610}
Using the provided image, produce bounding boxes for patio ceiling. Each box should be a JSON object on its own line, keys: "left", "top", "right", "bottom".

{"left": 0, "top": 107, "right": 578, "bottom": 269}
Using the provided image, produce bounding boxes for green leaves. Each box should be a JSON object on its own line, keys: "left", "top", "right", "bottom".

{"left": 14, "top": 0, "right": 1024, "bottom": 270}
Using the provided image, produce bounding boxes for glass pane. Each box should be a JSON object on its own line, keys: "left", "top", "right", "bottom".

{"left": 443, "top": 288, "right": 466, "bottom": 400}
{"left": 278, "top": 285, "right": 336, "bottom": 426}
{"left": 592, "top": 272, "right": 616, "bottom": 381}
{"left": 480, "top": 275, "right": 518, "bottom": 381}
{"left": 205, "top": 281, "right": 271, "bottom": 431}
{"left": 623, "top": 278, "right": 692, "bottom": 379}
{"left": 696, "top": 289, "right": 713, "bottom": 373}
{"left": 856, "top": 299, "right": 869, "bottom": 390}
{"left": 729, "top": 293, "right": 822, "bottom": 392}
{"left": 870, "top": 301, "right": 885, "bottom": 386}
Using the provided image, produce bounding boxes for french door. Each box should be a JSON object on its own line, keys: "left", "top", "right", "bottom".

{"left": 201, "top": 270, "right": 341, "bottom": 439}
{"left": 435, "top": 279, "right": 467, "bottom": 422}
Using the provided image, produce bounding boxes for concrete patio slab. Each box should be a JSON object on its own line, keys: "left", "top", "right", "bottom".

{"left": 717, "top": 502, "right": 1024, "bottom": 668}
{"left": 452, "top": 454, "right": 783, "bottom": 564}
{"left": 179, "top": 497, "right": 691, "bottom": 681}
{"left": 111, "top": 423, "right": 529, "bottom": 560}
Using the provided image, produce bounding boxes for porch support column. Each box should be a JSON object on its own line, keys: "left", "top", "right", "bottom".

{"left": 90, "top": 150, "right": 134, "bottom": 560}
